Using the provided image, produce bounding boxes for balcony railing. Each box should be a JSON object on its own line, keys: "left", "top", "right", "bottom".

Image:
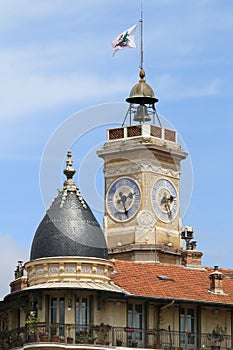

{"left": 0, "top": 323, "right": 233, "bottom": 350}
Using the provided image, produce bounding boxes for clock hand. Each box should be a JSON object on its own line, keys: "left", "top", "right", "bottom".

{"left": 122, "top": 191, "right": 135, "bottom": 205}
{"left": 127, "top": 192, "right": 134, "bottom": 199}
{"left": 118, "top": 192, "right": 129, "bottom": 217}
{"left": 117, "top": 191, "right": 135, "bottom": 217}
{"left": 161, "top": 194, "right": 175, "bottom": 214}
{"left": 161, "top": 194, "right": 168, "bottom": 208}
{"left": 163, "top": 198, "right": 172, "bottom": 220}
{"left": 168, "top": 195, "right": 175, "bottom": 202}
{"left": 164, "top": 200, "right": 171, "bottom": 213}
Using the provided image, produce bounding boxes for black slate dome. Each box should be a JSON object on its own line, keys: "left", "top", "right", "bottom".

{"left": 30, "top": 151, "right": 108, "bottom": 261}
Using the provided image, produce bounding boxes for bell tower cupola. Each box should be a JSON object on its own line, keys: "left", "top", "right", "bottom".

{"left": 125, "top": 68, "right": 158, "bottom": 124}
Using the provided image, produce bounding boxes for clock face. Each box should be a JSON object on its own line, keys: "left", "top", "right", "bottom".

{"left": 152, "top": 178, "right": 178, "bottom": 223}
{"left": 107, "top": 177, "right": 141, "bottom": 222}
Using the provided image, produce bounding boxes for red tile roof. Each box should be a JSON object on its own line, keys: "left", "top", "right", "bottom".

{"left": 111, "top": 259, "right": 233, "bottom": 305}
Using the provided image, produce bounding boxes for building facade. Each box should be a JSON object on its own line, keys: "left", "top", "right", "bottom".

{"left": 1, "top": 70, "right": 233, "bottom": 350}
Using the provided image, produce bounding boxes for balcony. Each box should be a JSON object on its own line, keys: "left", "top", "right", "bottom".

{"left": 1, "top": 323, "right": 232, "bottom": 350}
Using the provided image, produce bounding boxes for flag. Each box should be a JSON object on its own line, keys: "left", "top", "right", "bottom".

{"left": 111, "top": 24, "right": 137, "bottom": 56}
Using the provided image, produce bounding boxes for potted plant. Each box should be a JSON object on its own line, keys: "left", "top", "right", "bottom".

{"left": 124, "top": 326, "right": 135, "bottom": 332}
{"left": 59, "top": 336, "right": 65, "bottom": 343}
{"left": 50, "top": 324, "right": 59, "bottom": 342}
{"left": 87, "top": 335, "right": 96, "bottom": 344}
{"left": 76, "top": 332, "right": 87, "bottom": 343}
{"left": 39, "top": 323, "right": 48, "bottom": 342}
{"left": 25, "top": 314, "right": 40, "bottom": 342}
{"left": 67, "top": 336, "right": 73, "bottom": 344}
{"left": 207, "top": 324, "right": 226, "bottom": 350}
{"left": 39, "top": 333, "right": 48, "bottom": 342}
{"left": 116, "top": 339, "right": 123, "bottom": 346}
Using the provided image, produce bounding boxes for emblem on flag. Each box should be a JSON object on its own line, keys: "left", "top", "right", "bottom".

{"left": 111, "top": 24, "right": 137, "bottom": 56}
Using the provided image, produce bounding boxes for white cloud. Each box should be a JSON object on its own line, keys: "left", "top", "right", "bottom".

{"left": 0, "top": 234, "right": 28, "bottom": 300}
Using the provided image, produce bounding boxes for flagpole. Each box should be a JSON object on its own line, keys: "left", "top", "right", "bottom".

{"left": 139, "top": 2, "right": 143, "bottom": 70}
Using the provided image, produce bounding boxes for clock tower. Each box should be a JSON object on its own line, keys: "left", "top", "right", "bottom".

{"left": 97, "top": 69, "right": 188, "bottom": 264}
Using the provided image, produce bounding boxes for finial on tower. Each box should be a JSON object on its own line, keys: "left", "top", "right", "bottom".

{"left": 139, "top": 69, "right": 145, "bottom": 80}
{"left": 64, "top": 150, "right": 76, "bottom": 179}
{"left": 63, "top": 150, "right": 77, "bottom": 191}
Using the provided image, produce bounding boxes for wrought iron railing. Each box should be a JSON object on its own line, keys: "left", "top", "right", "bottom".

{"left": 0, "top": 323, "right": 232, "bottom": 350}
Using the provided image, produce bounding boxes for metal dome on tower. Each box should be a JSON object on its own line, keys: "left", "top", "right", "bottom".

{"left": 126, "top": 68, "right": 159, "bottom": 123}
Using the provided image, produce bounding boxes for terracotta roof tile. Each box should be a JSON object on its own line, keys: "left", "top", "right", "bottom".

{"left": 111, "top": 260, "right": 233, "bottom": 305}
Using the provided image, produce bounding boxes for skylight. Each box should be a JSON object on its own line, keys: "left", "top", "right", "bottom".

{"left": 157, "top": 275, "right": 174, "bottom": 281}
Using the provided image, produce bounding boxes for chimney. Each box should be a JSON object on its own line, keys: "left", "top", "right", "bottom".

{"left": 181, "top": 226, "right": 203, "bottom": 268}
{"left": 209, "top": 266, "right": 225, "bottom": 295}
{"left": 14, "top": 260, "right": 24, "bottom": 279}
{"left": 10, "top": 261, "right": 28, "bottom": 293}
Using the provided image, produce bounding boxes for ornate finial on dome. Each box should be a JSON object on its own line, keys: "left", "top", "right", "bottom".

{"left": 139, "top": 69, "right": 145, "bottom": 80}
{"left": 64, "top": 150, "right": 76, "bottom": 179}
{"left": 63, "top": 150, "right": 76, "bottom": 191}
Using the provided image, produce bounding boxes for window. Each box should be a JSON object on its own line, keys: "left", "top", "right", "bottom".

{"left": 75, "top": 297, "right": 89, "bottom": 335}
{"left": 59, "top": 298, "right": 65, "bottom": 336}
{"left": 51, "top": 298, "right": 57, "bottom": 324}
{"left": 127, "top": 303, "right": 144, "bottom": 345}
{"left": 50, "top": 297, "right": 65, "bottom": 336}
{"left": 180, "top": 307, "right": 195, "bottom": 347}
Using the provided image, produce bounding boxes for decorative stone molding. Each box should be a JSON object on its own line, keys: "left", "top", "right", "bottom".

{"left": 137, "top": 210, "right": 155, "bottom": 228}
{"left": 104, "top": 161, "right": 180, "bottom": 179}
{"left": 25, "top": 257, "right": 114, "bottom": 286}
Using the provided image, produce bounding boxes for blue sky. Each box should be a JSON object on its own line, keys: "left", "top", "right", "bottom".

{"left": 0, "top": 0, "right": 233, "bottom": 299}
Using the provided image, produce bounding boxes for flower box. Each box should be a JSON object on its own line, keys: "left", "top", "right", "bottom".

{"left": 124, "top": 327, "right": 135, "bottom": 332}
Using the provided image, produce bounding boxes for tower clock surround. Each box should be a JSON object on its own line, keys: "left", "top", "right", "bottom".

{"left": 106, "top": 177, "right": 141, "bottom": 222}
{"left": 97, "top": 122, "right": 188, "bottom": 264}
{"left": 151, "top": 178, "right": 179, "bottom": 223}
